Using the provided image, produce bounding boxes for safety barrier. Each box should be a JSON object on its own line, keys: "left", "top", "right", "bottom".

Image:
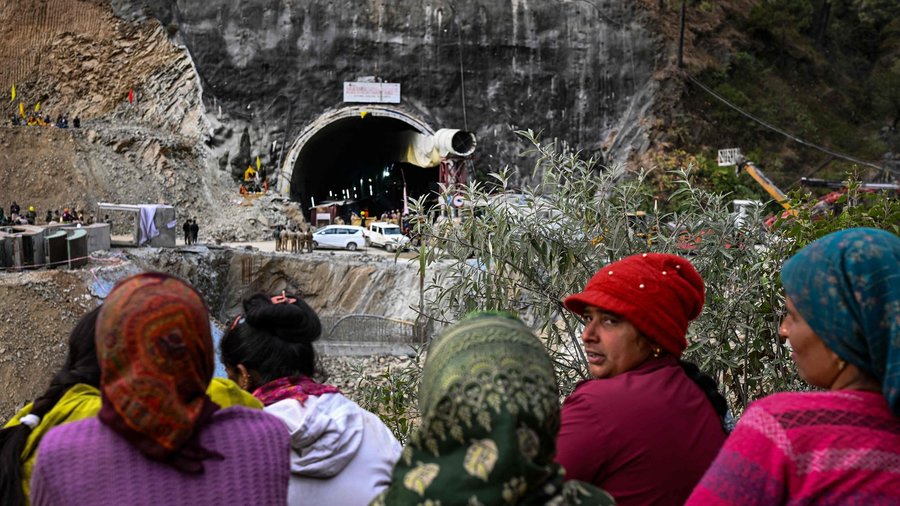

{"left": 0, "top": 223, "right": 112, "bottom": 271}
{"left": 319, "top": 314, "right": 427, "bottom": 344}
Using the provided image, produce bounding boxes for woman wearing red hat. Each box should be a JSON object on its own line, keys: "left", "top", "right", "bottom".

{"left": 556, "top": 253, "right": 728, "bottom": 506}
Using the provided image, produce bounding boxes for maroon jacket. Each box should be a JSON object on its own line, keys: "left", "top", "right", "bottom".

{"left": 556, "top": 356, "right": 726, "bottom": 506}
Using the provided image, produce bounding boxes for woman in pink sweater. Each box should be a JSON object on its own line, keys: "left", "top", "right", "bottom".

{"left": 687, "top": 228, "right": 900, "bottom": 504}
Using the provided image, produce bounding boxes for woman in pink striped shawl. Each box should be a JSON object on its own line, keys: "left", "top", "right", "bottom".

{"left": 687, "top": 228, "right": 900, "bottom": 505}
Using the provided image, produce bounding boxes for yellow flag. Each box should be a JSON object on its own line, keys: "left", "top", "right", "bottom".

{"left": 10, "top": 84, "right": 15, "bottom": 102}
{"left": 34, "top": 102, "right": 40, "bottom": 112}
{"left": 19, "top": 102, "right": 24, "bottom": 117}
{"left": 256, "top": 156, "right": 261, "bottom": 170}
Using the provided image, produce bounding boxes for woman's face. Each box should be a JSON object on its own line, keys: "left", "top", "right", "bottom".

{"left": 780, "top": 296, "right": 841, "bottom": 388}
{"left": 581, "top": 306, "right": 653, "bottom": 379}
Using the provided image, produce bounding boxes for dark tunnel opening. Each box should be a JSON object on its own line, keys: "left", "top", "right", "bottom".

{"left": 290, "top": 116, "right": 439, "bottom": 221}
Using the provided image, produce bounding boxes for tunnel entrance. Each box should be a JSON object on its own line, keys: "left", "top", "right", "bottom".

{"left": 283, "top": 107, "right": 441, "bottom": 221}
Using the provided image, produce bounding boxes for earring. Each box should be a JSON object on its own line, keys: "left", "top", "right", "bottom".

{"left": 652, "top": 347, "right": 661, "bottom": 358}
{"left": 838, "top": 359, "right": 847, "bottom": 372}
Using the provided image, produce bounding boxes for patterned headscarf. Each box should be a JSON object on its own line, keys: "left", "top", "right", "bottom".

{"left": 96, "top": 272, "right": 222, "bottom": 473}
{"left": 781, "top": 228, "right": 900, "bottom": 415}
{"left": 372, "top": 313, "right": 614, "bottom": 505}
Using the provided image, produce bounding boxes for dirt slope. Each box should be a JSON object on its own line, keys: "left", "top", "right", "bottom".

{"left": 0, "top": 270, "right": 95, "bottom": 424}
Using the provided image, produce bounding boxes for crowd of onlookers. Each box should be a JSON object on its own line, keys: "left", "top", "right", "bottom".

{"left": 0, "top": 227, "right": 897, "bottom": 505}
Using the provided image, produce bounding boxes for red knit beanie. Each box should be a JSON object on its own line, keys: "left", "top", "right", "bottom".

{"left": 563, "top": 253, "right": 705, "bottom": 357}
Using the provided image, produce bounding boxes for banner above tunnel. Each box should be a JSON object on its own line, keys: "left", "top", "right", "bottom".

{"left": 343, "top": 82, "right": 401, "bottom": 104}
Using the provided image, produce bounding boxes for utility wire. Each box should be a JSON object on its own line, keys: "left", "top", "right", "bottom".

{"left": 687, "top": 75, "right": 897, "bottom": 177}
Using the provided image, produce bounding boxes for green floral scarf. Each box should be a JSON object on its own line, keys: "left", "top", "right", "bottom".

{"left": 371, "top": 313, "right": 615, "bottom": 506}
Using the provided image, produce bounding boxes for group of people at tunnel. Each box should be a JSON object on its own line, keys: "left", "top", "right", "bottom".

{"left": 8, "top": 112, "right": 80, "bottom": 128}
{"left": 240, "top": 165, "right": 268, "bottom": 195}
{"left": 0, "top": 226, "right": 897, "bottom": 505}
{"left": 0, "top": 202, "right": 95, "bottom": 227}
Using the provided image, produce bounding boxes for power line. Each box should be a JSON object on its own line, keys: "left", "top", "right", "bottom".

{"left": 687, "top": 75, "right": 896, "bottom": 177}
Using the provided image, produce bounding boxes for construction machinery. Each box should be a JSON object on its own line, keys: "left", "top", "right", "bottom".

{"left": 800, "top": 177, "right": 900, "bottom": 191}
{"left": 717, "top": 148, "right": 794, "bottom": 213}
{"left": 719, "top": 148, "right": 899, "bottom": 226}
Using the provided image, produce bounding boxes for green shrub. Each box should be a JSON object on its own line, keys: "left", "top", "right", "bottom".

{"left": 350, "top": 348, "right": 424, "bottom": 444}
{"left": 352, "top": 137, "right": 898, "bottom": 441}
{"left": 408, "top": 132, "right": 800, "bottom": 414}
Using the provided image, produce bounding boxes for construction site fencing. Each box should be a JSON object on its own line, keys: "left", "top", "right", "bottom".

{"left": 319, "top": 314, "right": 429, "bottom": 345}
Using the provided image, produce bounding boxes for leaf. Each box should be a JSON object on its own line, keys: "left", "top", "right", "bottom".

{"left": 463, "top": 439, "right": 499, "bottom": 481}
{"left": 403, "top": 462, "right": 440, "bottom": 496}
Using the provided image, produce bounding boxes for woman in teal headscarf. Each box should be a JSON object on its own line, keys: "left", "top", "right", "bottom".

{"left": 371, "top": 313, "right": 614, "bottom": 505}
{"left": 688, "top": 227, "right": 900, "bottom": 504}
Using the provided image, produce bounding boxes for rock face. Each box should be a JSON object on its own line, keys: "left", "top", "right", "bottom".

{"left": 1, "top": 0, "right": 663, "bottom": 241}
{"left": 112, "top": 0, "right": 660, "bottom": 181}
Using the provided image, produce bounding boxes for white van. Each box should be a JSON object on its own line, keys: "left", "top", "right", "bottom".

{"left": 365, "top": 222, "right": 410, "bottom": 252}
{"left": 312, "top": 225, "right": 366, "bottom": 251}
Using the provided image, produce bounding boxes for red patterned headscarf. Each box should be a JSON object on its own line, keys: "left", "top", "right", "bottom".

{"left": 96, "top": 272, "right": 222, "bottom": 474}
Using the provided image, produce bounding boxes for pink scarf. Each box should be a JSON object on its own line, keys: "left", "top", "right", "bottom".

{"left": 252, "top": 376, "right": 340, "bottom": 406}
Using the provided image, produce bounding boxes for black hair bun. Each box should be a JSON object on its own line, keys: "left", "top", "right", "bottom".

{"left": 243, "top": 293, "right": 322, "bottom": 344}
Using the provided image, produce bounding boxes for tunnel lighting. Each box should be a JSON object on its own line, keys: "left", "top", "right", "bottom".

{"left": 369, "top": 185, "right": 373, "bottom": 194}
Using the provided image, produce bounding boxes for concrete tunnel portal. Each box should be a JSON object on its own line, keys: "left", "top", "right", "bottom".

{"left": 279, "top": 106, "right": 476, "bottom": 222}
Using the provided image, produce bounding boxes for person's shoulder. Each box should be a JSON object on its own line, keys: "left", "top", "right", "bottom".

{"left": 747, "top": 391, "right": 846, "bottom": 415}
{"left": 567, "top": 371, "right": 651, "bottom": 404}
{"left": 210, "top": 406, "right": 292, "bottom": 445}
{"left": 216, "top": 404, "right": 281, "bottom": 426}
{"left": 40, "top": 417, "right": 105, "bottom": 457}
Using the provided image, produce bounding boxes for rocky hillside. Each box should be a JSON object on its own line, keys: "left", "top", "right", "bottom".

{"left": 0, "top": 0, "right": 284, "bottom": 242}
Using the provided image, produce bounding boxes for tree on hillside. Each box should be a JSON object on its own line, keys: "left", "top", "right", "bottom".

{"left": 749, "top": 0, "right": 813, "bottom": 50}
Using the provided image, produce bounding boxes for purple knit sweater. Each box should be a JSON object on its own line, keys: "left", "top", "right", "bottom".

{"left": 31, "top": 406, "right": 291, "bottom": 506}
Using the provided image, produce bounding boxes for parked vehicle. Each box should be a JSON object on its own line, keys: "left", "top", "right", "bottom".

{"left": 365, "top": 221, "right": 410, "bottom": 252}
{"left": 311, "top": 225, "right": 366, "bottom": 250}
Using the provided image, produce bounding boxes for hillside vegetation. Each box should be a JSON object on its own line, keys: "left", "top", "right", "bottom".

{"left": 643, "top": 0, "right": 899, "bottom": 198}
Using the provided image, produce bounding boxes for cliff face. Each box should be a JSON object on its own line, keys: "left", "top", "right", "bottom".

{"left": 0, "top": 0, "right": 666, "bottom": 240}
{"left": 112, "top": 0, "right": 661, "bottom": 178}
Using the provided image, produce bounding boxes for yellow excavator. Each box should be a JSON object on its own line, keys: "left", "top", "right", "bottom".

{"left": 717, "top": 148, "right": 797, "bottom": 216}
{"left": 719, "top": 148, "right": 899, "bottom": 226}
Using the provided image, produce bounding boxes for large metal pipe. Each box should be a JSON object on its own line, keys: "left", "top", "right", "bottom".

{"left": 433, "top": 129, "right": 476, "bottom": 157}
{"left": 397, "top": 129, "right": 477, "bottom": 168}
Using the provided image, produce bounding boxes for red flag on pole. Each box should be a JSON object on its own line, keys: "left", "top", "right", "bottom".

{"left": 128, "top": 88, "right": 134, "bottom": 104}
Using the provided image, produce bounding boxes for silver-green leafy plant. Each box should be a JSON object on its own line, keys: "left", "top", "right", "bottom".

{"left": 408, "top": 131, "right": 801, "bottom": 414}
